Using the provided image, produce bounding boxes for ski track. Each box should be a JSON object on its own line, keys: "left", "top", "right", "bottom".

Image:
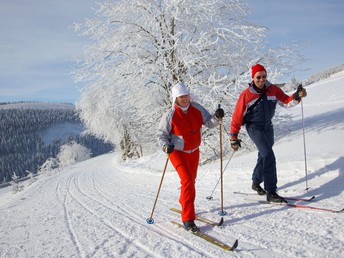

{"left": 193, "top": 175, "right": 344, "bottom": 258}
{"left": 1, "top": 154, "right": 344, "bottom": 257}
{"left": 82, "top": 168, "right": 233, "bottom": 257}
{"left": 56, "top": 170, "right": 159, "bottom": 257}
{"left": 55, "top": 176, "right": 83, "bottom": 257}
{"left": 50, "top": 162, "right": 232, "bottom": 258}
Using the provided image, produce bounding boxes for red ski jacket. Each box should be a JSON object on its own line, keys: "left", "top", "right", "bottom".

{"left": 230, "top": 82, "right": 299, "bottom": 138}
{"left": 157, "top": 102, "right": 218, "bottom": 152}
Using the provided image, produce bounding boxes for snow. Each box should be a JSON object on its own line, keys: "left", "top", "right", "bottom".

{"left": 1, "top": 73, "right": 344, "bottom": 257}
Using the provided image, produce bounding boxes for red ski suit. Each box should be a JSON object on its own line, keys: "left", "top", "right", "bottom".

{"left": 157, "top": 102, "right": 218, "bottom": 221}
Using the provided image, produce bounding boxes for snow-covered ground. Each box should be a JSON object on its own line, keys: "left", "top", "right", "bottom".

{"left": 1, "top": 72, "right": 344, "bottom": 257}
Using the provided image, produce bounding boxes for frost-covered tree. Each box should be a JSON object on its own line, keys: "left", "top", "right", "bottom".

{"left": 73, "top": 0, "right": 304, "bottom": 160}
{"left": 11, "top": 172, "right": 24, "bottom": 194}
{"left": 26, "top": 170, "right": 36, "bottom": 186}
{"left": 57, "top": 142, "right": 91, "bottom": 167}
{"left": 284, "top": 77, "right": 300, "bottom": 92}
{"left": 303, "top": 63, "right": 344, "bottom": 85}
{"left": 37, "top": 157, "right": 59, "bottom": 175}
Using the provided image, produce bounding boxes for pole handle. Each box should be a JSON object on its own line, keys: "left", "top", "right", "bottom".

{"left": 217, "top": 104, "right": 222, "bottom": 123}
{"left": 297, "top": 84, "right": 303, "bottom": 92}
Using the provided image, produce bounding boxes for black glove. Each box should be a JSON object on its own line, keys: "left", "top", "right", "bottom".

{"left": 293, "top": 84, "right": 307, "bottom": 101}
{"left": 215, "top": 108, "right": 224, "bottom": 119}
{"left": 230, "top": 138, "right": 242, "bottom": 151}
{"left": 163, "top": 144, "right": 174, "bottom": 154}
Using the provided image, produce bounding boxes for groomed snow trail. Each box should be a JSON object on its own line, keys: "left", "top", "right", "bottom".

{"left": 1, "top": 73, "right": 344, "bottom": 257}
{"left": 1, "top": 149, "right": 344, "bottom": 257}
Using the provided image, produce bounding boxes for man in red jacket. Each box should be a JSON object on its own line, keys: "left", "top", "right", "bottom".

{"left": 157, "top": 82, "right": 224, "bottom": 232}
{"left": 230, "top": 64, "right": 307, "bottom": 203}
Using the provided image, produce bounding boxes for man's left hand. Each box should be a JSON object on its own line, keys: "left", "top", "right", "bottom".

{"left": 294, "top": 84, "right": 307, "bottom": 100}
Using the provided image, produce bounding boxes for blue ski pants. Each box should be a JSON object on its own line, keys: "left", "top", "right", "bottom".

{"left": 246, "top": 123, "right": 277, "bottom": 193}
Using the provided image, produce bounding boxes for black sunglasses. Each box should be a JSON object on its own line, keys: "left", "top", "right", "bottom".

{"left": 256, "top": 75, "right": 267, "bottom": 80}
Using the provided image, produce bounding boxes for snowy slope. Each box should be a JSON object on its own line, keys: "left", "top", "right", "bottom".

{"left": 1, "top": 73, "right": 344, "bottom": 257}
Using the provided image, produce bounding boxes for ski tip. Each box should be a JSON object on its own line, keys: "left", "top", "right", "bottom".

{"left": 337, "top": 208, "right": 344, "bottom": 213}
{"left": 218, "top": 217, "right": 224, "bottom": 226}
{"left": 309, "top": 195, "right": 316, "bottom": 201}
{"left": 230, "top": 239, "right": 239, "bottom": 251}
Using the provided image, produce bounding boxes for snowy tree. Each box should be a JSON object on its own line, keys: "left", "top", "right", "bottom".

{"left": 57, "top": 142, "right": 92, "bottom": 167}
{"left": 303, "top": 63, "right": 344, "bottom": 85}
{"left": 11, "top": 172, "right": 24, "bottom": 194}
{"left": 37, "top": 157, "right": 59, "bottom": 176}
{"left": 73, "top": 0, "right": 304, "bottom": 160}
{"left": 26, "top": 170, "right": 36, "bottom": 186}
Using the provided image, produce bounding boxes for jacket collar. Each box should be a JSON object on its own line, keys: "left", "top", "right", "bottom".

{"left": 174, "top": 103, "right": 191, "bottom": 113}
{"left": 249, "top": 80, "right": 272, "bottom": 94}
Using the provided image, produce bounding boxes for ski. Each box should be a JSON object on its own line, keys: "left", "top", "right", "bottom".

{"left": 283, "top": 195, "right": 315, "bottom": 202}
{"left": 171, "top": 221, "right": 238, "bottom": 251}
{"left": 258, "top": 200, "right": 344, "bottom": 213}
{"left": 233, "top": 191, "right": 316, "bottom": 202}
{"left": 170, "top": 207, "right": 223, "bottom": 226}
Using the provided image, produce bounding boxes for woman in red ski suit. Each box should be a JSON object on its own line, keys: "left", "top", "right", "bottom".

{"left": 230, "top": 64, "right": 307, "bottom": 203}
{"left": 157, "top": 82, "right": 224, "bottom": 232}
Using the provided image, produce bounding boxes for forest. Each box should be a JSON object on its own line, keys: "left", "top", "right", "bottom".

{"left": 0, "top": 103, "right": 114, "bottom": 183}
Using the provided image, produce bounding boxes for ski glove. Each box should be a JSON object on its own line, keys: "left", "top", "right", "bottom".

{"left": 293, "top": 84, "right": 307, "bottom": 101}
{"left": 230, "top": 138, "right": 242, "bottom": 151}
{"left": 215, "top": 108, "right": 225, "bottom": 119}
{"left": 163, "top": 144, "right": 174, "bottom": 154}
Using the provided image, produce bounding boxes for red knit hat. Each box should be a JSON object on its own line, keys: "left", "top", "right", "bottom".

{"left": 251, "top": 64, "right": 267, "bottom": 78}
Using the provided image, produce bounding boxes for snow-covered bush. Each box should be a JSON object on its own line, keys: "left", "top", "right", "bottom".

{"left": 37, "top": 157, "right": 59, "bottom": 175}
{"left": 303, "top": 63, "right": 344, "bottom": 85}
{"left": 11, "top": 172, "right": 24, "bottom": 194}
{"left": 57, "top": 141, "right": 91, "bottom": 167}
{"left": 284, "top": 77, "right": 300, "bottom": 92}
{"left": 26, "top": 170, "right": 36, "bottom": 186}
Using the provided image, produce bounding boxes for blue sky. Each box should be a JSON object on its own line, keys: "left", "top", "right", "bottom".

{"left": 0, "top": 0, "right": 96, "bottom": 103}
{"left": 245, "top": 0, "right": 344, "bottom": 80}
{"left": 0, "top": 1, "right": 343, "bottom": 103}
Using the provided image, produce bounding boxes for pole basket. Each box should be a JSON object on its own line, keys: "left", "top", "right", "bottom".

{"left": 218, "top": 210, "right": 227, "bottom": 216}
{"left": 146, "top": 218, "right": 154, "bottom": 224}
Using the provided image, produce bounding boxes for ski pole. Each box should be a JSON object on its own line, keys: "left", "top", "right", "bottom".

{"left": 206, "top": 150, "right": 235, "bottom": 201}
{"left": 298, "top": 84, "right": 309, "bottom": 191}
{"left": 146, "top": 156, "right": 169, "bottom": 224}
{"left": 218, "top": 104, "right": 226, "bottom": 216}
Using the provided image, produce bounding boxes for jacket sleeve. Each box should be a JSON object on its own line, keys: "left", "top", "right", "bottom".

{"left": 192, "top": 102, "right": 219, "bottom": 128}
{"left": 230, "top": 90, "right": 247, "bottom": 138}
{"left": 274, "top": 86, "right": 299, "bottom": 107}
{"left": 157, "top": 109, "right": 173, "bottom": 150}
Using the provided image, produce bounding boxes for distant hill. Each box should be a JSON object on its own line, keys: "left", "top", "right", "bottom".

{"left": 0, "top": 101, "right": 74, "bottom": 110}
{"left": 0, "top": 102, "right": 114, "bottom": 183}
